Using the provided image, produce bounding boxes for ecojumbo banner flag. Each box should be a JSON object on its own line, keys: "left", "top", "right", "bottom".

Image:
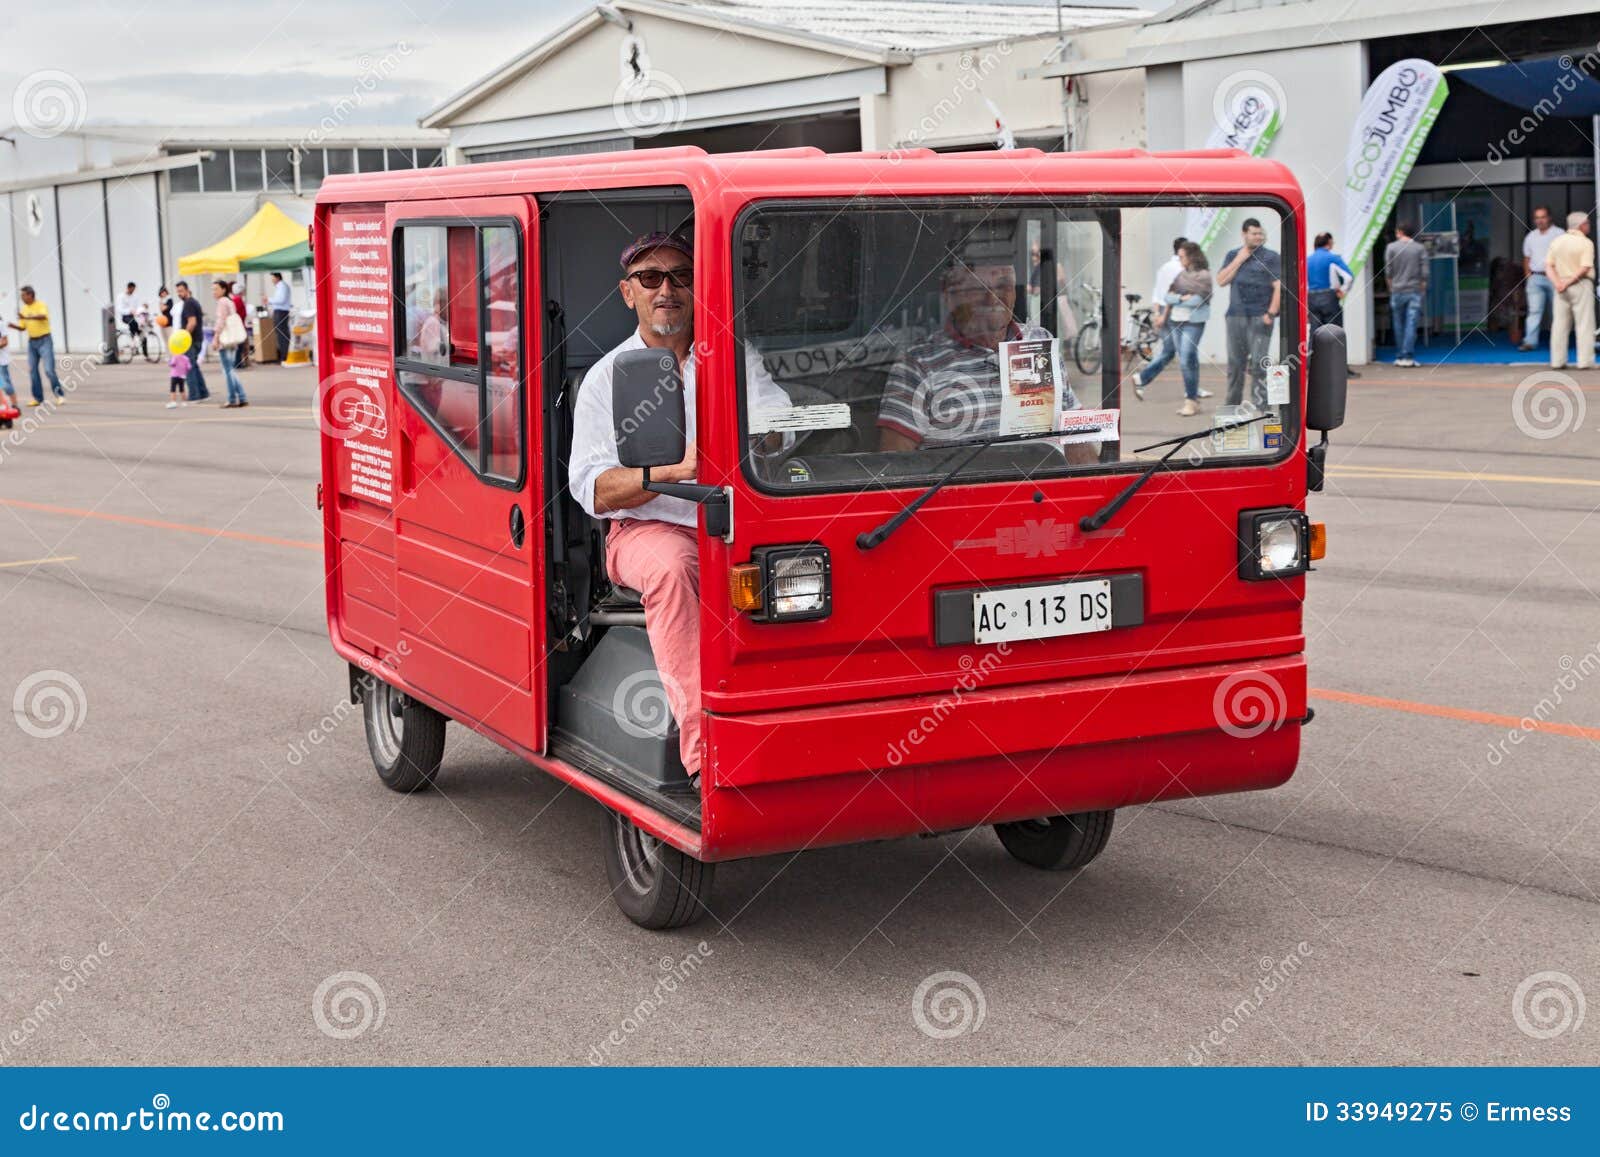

{"left": 1185, "top": 73, "right": 1283, "bottom": 249}
{"left": 1343, "top": 59, "right": 1449, "bottom": 277}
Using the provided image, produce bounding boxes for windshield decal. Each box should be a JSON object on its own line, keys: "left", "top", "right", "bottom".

{"left": 749, "top": 403, "right": 854, "bottom": 435}
{"left": 1059, "top": 408, "right": 1121, "bottom": 444}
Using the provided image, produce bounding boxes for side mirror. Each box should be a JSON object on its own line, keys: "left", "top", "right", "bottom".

{"left": 1306, "top": 324, "right": 1348, "bottom": 432}
{"left": 612, "top": 347, "right": 686, "bottom": 468}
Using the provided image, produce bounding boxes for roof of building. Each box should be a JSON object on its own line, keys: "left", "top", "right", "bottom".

{"left": 77, "top": 125, "right": 447, "bottom": 146}
{"left": 423, "top": 0, "right": 1148, "bottom": 127}
{"left": 652, "top": 0, "right": 1146, "bottom": 53}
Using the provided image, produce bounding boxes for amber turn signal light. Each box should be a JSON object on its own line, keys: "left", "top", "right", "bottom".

{"left": 1309, "top": 522, "right": 1326, "bottom": 561}
{"left": 729, "top": 562, "right": 763, "bottom": 613}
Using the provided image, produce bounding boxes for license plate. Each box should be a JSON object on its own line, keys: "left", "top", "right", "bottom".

{"left": 971, "top": 579, "right": 1113, "bottom": 645}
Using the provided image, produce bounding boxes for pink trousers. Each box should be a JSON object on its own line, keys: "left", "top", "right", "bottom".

{"left": 604, "top": 519, "right": 702, "bottom": 774}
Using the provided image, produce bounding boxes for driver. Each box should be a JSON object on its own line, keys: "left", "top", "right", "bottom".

{"left": 878, "top": 253, "right": 1096, "bottom": 464}
{"left": 569, "top": 229, "right": 793, "bottom": 786}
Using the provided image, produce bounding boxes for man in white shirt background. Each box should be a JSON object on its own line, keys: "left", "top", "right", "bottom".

{"left": 116, "top": 281, "right": 143, "bottom": 355}
{"left": 568, "top": 229, "right": 793, "bottom": 785}
{"left": 266, "top": 272, "right": 294, "bottom": 365}
{"left": 1522, "top": 206, "right": 1564, "bottom": 352}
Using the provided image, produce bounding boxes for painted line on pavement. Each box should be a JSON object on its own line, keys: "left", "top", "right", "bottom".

{"left": 1329, "top": 465, "right": 1600, "bottom": 488}
{"left": 1309, "top": 687, "right": 1600, "bottom": 743}
{"left": 0, "top": 555, "right": 78, "bottom": 569}
{"left": 0, "top": 497, "right": 320, "bottom": 551}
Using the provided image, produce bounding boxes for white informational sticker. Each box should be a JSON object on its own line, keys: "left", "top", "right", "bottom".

{"left": 1266, "top": 363, "right": 1291, "bottom": 405}
{"left": 998, "top": 338, "right": 1065, "bottom": 436}
{"left": 748, "top": 403, "right": 854, "bottom": 435}
{"left": 1210, "top": 407, "right": 1262, "bottom": 453}
{"left": 1058, "top": 408, "right": 1121, "bottom": 444}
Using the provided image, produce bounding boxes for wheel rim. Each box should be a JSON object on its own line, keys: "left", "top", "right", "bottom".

{"left": 613, "top": 816, "right": 660, "bottom": 897}
{"left": 367, "top": 682, "right": 403, "bottom": 766}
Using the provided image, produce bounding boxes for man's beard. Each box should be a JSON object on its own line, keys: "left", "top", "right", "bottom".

{"left": 649, "top": 318, "right": 688, "bottom": 337}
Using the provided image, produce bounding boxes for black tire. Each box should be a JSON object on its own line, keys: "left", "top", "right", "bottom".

{"left": 602, "top": 808, "right": 715, "bottom": 930}
{"left": 1074, "top": 323, "right": 1102, "bottom": 376}
{"left": 360, "top": 677, "right": 446, "bottom": 793}
{"left": 995, "top": 810, "right": 1114, "bottom": 871}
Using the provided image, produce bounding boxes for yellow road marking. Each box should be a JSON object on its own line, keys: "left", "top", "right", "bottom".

{"left": 0, "top": 555, "right": 78, "bottom": 569}
{"left": 1329, "top": 465, "right": 1600, "bottom": 488}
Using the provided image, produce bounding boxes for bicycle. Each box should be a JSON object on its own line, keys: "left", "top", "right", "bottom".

{"left": 115, "top": 308, "right": 160, "bottom": 364}
{"left": 1071, "top": 284, "right": 1160, "bottom": 377}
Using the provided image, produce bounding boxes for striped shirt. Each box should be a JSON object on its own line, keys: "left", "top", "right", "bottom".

{"left": 876, "top": 320, "right": 1079, "bottom": 448}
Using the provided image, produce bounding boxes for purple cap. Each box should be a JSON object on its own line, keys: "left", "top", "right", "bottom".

{"left": 620, "top": 230, "right": 693, "bottom": 268}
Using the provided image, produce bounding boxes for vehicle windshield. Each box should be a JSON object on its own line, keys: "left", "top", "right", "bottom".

{"left": 735, "top": 199, "right": 1297, "bottom": 492}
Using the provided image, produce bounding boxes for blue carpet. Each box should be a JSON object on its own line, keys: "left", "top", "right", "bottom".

{"left": 1375, "top": 331, "right": 1595, "bottom": 365}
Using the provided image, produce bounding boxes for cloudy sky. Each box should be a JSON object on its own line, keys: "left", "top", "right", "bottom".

{"left": 1, "top": 0, "right": 1168, "bottom": 130}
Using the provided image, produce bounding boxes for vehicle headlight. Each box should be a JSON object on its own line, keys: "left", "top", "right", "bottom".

{"left": 730, "top": 545, "right": 832, "bottom": 621}
{"left": 1237, "top": 509, "right": 1310, "bottom": 580}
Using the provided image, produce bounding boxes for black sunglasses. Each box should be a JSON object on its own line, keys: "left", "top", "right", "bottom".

{"left": 626, "top": 267, "right": 694, "bottom": 290}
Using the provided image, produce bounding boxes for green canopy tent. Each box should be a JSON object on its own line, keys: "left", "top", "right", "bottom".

{"left": 238, "top": 239, "right": 312, "bottom": 272}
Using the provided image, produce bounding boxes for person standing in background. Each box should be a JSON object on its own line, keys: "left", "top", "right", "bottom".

{"left": 1134, "top": 236, "right": 1210, "bottom": 402}
{"left": 228, "top": 281, "right": 252, "bottom": 368}
{"left": 1384, "top": 223, "right": 1428, "bottom": 368}
{"left": 174, "top": 281, "right": 210, "bottom": 403}
{"left": 8, "top": 286, "right": 67, "bottom": 405}
{"left": 1215, "top": 217, "right": 1281, "bottom": 410}
{"left": 212, "top": 282, "right": 249, "bottom": 407}
{"left": 1521, "top": 206, "right": 1564, "bottom": 352}
{"left": 267, "top": 272, "right": 292, "bottom": 365}
{"left": 1307, "top": 233, "right": 1354, "bottom": 330}
{"left": 1546, "top": 211, "right": 1596, "bottom": 371}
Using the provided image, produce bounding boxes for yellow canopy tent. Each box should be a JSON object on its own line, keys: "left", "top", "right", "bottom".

{"left": 177, "top": 202, "right": 306, "bottom": 276}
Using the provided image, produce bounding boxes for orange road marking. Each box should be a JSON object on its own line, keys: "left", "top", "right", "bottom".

{"left": 0, "top": 497, "right": 320, "bottom": 551}
{"left": 1309, "top": 687, "right": 1600, "bottom": 743}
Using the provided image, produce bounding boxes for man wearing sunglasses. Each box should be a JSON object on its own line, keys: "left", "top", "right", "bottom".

{"left": 569, "top": 229, "right": 794, "bottom": 787}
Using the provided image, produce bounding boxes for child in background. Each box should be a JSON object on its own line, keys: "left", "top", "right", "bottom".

{"left": 168, "top": 344, "right": 191, "bottom": 409}
{"left": 0, "top": 330, "right": 17, "bottom": 417}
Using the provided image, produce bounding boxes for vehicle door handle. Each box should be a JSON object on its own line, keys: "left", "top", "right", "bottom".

{"left": 509, "top": 503, "right": 526, "bottom": 549}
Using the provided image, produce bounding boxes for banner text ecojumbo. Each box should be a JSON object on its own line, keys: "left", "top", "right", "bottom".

{"left": 1343, "top": 60, "right": 1449, "bottom": 277}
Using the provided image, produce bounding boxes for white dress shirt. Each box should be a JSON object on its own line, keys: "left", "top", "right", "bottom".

{"left": 1150, "top": 256, "right": 1183, "bottom": 309}
{"left": 569, "top": 330, "right": 792, "bottom": 529}
{"left": 117, "top": 292, "right": 139, "bottom": 316}
{"left": 269, "top": 279, "right": 293, "bottom": 310}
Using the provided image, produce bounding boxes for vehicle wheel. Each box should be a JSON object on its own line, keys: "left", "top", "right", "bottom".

{"left": 994, "top": 810, "right": 1114, "bottom": 871}
{"left": 602, "top": 808, "right": 715, "bottom": 930}
{"left": 1074, "top": 324, "right": 1102, "bottom": 376}
{"left": 361, "top": 678, "right": 446, "bottom": 792}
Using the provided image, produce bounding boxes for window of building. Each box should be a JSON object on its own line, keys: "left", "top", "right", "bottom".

{"left": 297, "top": 148, "right": 325, "bottom": 192}
{"left": 395, "top": 220, "right": 524, "bottom": 484}
{"left": 357, "top": 148, "right": 385, "bottom": 173}
{"left": 169, "top": 163, "right": 201, "bottom": 193}
{"left": 326, "top": 148, "right": 356, "bottom": 176}
{"left": 233, "top": 148, "right": 264, "bottom": 192}
{"left": 386, "top": 147, "right": 415, "bottom": 172}
{"left": 416, "top": 148, "right": 444, "bottom": 169}
{"left": 199, "top": 148, "right": 231, "bottom": 193}
{"left": 265, "top": 149, "right": 294, "bottom": 191}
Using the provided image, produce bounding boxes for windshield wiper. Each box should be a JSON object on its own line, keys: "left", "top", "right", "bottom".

{"left": 857, "top": 428, "right": 1080, "bottom": 551}
{"left": 1078, "top": 413, "right": 1271, "bottom": 533}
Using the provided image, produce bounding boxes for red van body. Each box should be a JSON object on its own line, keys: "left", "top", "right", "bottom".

{"left": 315, "top": 146, "right": 1317, "bottom": 887}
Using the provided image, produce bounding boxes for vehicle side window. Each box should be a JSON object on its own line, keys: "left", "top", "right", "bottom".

{"left": 394, "top": 219, "right": 524, "bottom": 485}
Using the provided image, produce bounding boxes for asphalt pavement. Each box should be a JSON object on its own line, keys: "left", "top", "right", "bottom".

{"left": 1, "top": 352, "right": 1596, "bottom": 1065}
